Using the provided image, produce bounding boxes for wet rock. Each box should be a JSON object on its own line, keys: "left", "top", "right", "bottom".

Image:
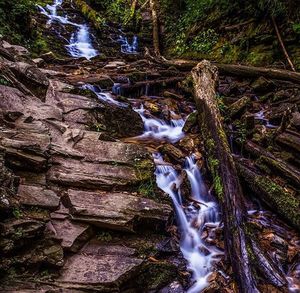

{"left": 104, "top": 61, "right": 126, "bottom": 69}
{"left": 8, "top": 61, "right": 49, "bottom": 96}
{"left": 32, "top": 58, "right": 45, "bottom": 67}
{"left": 18, "top": 185, "right": 60, "bottom": 210}
{"left": 62, "top": 189, "right": 172, "bottom": 232}
{"left": 1, "top": 40, "right": 30, "bottom": 60}
{"left": 0, "top": 85, "right": 62, "bottom": 121}
{"left": 58, "top": 240, "right": 143, "bottom": 291}
{"left": 178, "top": 134, "right": 201, "bottom": 153}
{"left": 48, "top": 156, "right": 148, "bottom": 190}
{"left": 0, "top": 219, "right": 45, "bottom": 254}
{"left": 227, "top": 96, "right": 250, "bottom": 118}
{"left": 46, "top": 84, "right": 143, "bottom": 137}
{"left": 66, "top": 74, "right": 114, "bottom": 89}
{"left": 0, "top": 125, "right": 51, "bottom": 171}
{"left": 51, "top": 219, "right": 93, "bottom": 252}
{"left": 251, "top": 76, "right": 275, "bottom": 94}
{"left": 71, "top": 130, "right": 152, "bottom": 164}
{"left": 290, "top": 112, "right": 300, "bottom": 131}
{"left": 158, "top": 144, "right": 184, "bottom": 164}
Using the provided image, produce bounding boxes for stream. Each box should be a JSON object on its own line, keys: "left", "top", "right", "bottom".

{"left": 36, "top": 1, "right": 300, "bottom": 292}
{"left": 37, "top": 1, "right": 222, "bottom": 291}
{"left": 134, "top": 105, "right": 222, "bottom": 293}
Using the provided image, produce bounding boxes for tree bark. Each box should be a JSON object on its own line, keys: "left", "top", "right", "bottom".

{"left": 159, "top": 58, "right": 300, "bottom": 84}
{"left": 191, "top": 60, "right": 260, "bottom": 293}
{"left": 149, "top": 0, "right": 160, "bottom": 56}
{"left": 236, "top": 159, "right": 300, "bottom": 231}
{"left": 244, "top": 140, "right": 300, "bottom": 188}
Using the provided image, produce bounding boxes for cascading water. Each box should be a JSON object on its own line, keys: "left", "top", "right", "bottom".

{"left": 66, "top": 24, "right": 98, "bottom": 60}
{"left": 82, "top": 84, "right": 127, "bottom": 107}
{"left": 38, "top": 0, "right": 98, "bottom": 59}
{"left": 135, "top": 105, "right": 185, "bottom": 143}
{"left": 135, "top": 106, "right": 222, "bottom": 292}
{"left": 118, "top": 35, "right": 139, "bottom": 54}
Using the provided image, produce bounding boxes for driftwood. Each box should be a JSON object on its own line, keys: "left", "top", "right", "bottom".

{"left": 192, "top": 60, "right": 288, "bottom": 291}
{"left": 244, "top": 140, "right": 300, "bottom": 187}
{"left": 237, "top": 159, "right": 300, "bottom": 231}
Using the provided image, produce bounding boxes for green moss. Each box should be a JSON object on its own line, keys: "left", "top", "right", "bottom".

{"left": 136, "top": 261, "right": 177, "bottom": 290}
{"left": 134, "top": 158, "right": 155, "bottom": 182}
{"left": 74, "top": 0, "right": 105, "bottom": 30}
{"left": 138, "top": 179, "right": 156, "bottom": 199}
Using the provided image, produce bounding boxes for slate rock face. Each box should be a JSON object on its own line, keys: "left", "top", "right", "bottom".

{"left": 63, "top": 189, "right": 172, "bottom": 232}
{"left": 58, "top": 240, "right": 143, "bottom": 291}
{"left": 0, "top": 39, "right": 177, "bottom": 293}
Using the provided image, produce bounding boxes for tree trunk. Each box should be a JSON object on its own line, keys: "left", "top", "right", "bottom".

{"left": 236, "top": 159, "right": 300, "bottom": 231}
{"left": 149, "top": 0, "right": 160, "bottom": 56}
{"left": 244, "top": 140, "right": 300, "bottom": 188}
{"left": 191, "top": 60, "right": 260, "bottom": 293}
{"left": 159, "top": 58, "right": 300, "bottom": 84}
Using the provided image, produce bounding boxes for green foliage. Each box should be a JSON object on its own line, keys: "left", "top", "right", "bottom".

{"left": 0, "top": 0, "right": 34, "bottom": 43}
{"left": 292, "top": 23, "right": 300, "bottom": 34}
{"left": 96, "top": 231, "right": 113, "bottom": 242}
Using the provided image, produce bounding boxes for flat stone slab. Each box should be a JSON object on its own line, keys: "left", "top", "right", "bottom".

{"left": 58, "top": 240, "right": 143, "bottom": 290}
{"left": 18, "top": 185, "right": 60, "bottom": 209}
{"left": 51, "top": 219, "right": 92, "bottom": 252}
{"left": 48, "top": 157, "right": 140, "bottom": 189}
{"left": 63, "top": 189, "right": 172, "bottom": 232}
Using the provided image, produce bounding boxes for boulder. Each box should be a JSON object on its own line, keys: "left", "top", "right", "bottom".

{"left": 0, "top": 123, "right": 51, "bottom": 171}
{"left": 0, "top": 85, "right": 62, "bottom": 121}
{"left": 62, "top": 189, "right": 172, "bottom": 232}
{"left": 65, "top": 74, "right": 114, "bottom": 89}
{"left": 18, "top": 185, "right": 60, "bottom": 209}
{"left": 46, "top": 83, "right": 143, "bottom": 137}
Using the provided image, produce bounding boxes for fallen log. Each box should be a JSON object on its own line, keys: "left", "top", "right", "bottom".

{"left": 192, "top": 60, "right": 259, "bottom": 292}
{"left": 192, "top": 60, "right": 287, "bottom": 291}
{"left": 160, "top": 59, "right": 300, "bottom": 84}
{"left": 244, "top": 140, "right": 300, "bottom": 188}
{"left": 236, "top": 159, "right": 300, "bottom": 231}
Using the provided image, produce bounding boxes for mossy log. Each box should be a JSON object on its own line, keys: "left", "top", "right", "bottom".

{"left": 192, "top": 60, "right": 287, "bottom": 291}
{"left": 237, "top": 160, "right": 300, "bottom": 231}
{"left": 275, "top": 131, "right": 300, "bottom": 154}
{"left": 73, "top": 0, "right": 104, "bottom": 30}
{"left": 244, "top": 140, "right": 300, "bottom": 188}
{"left": 160, "top": 59, "right": 300, "bottom": 84}
{"left": 192, "top": 60, "right": 259, "bottom": 292}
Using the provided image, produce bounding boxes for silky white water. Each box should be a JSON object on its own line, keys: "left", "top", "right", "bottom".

{"left": 135, "top": 106, "right": 222, "bottom": 292}
{"left": 82, "top": 84, "right": 127, "bottom": 107}
{"left": 135, "top": 105, "right": 185, "bottom": 143}
{"left": 38, "top": 0, "right": 98, "bottom": 59}
{"left": 118, "top": 35, "right": 139, "bottom": 54}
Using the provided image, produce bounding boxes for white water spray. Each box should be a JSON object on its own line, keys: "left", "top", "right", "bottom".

{"left": 135, "top": 105, "right": 185, "bottom": 143}
{"left": 38, "top": 0, "right": 98, "bottom": 59}
{"left": 135, "top": 105, "right": 222, "bottom": 292}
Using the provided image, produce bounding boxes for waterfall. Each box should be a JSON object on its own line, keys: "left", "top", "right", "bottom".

{"left": 135, "top": 106, "right": 222, "bottom": 292}
{"left": 118, "top": 35, "right": 139, "bottom": 54}
{"left": 38, "top": 0, "right": 98, "bottom": 59}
